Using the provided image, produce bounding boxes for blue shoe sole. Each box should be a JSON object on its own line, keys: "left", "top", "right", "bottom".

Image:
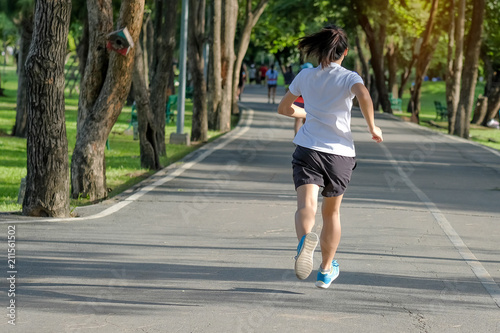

{"left": 294, "top": 233, "right": 319, "bottom": 280}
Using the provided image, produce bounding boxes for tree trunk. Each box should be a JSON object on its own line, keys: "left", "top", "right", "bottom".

{"left": 355, "top": 33, "right": 370, "bottom": 92}
{"left": 407, "top": 0, "right": 440, "bottom": 123}
{"left": 355, "top": 5, "right": 392, "bottom": 114}
{"left": 471, "top": 96, "right": 488, "bottom": 124}
{"left": 387, "top": 39, "right": 398, "bottom": 98}
{"left": 77, "top": 15, "right": 89, "bottom": 82}
{"left": 150, "top": 0, "right": 178, "bottom": 155}
{"left": 140, "top": 12, "right": 151, "bottom": 85}
{"left": 12, "top": 16, "right": 34, "bottom": 138}
{"left": 231, "top": 0, "right": 269, "bottom": 114}
{"left": 398, "top": 39, "right": 418, "bottom": 99}
{"left": 132, "top": 41, "right": 161, "bottom": 170}
{"left": 23, "top": 0, "right": 72, "bottom": 217}
{"left": 146, "top": 15, "right": 154, "bottom": 84}
{"left": 219, "top": 0, "right": 238, "bottom": 132}
{"left": 188, "top": 0, "right": 208, "bottom": 142}
{"left": 484, "top": 83, "right": 500, "bottom": 125}
{"left": 454, "top": 0, "right": 485, "bottom": 138}
{"left": 71, "top": 0, "right": 144, "bottom": 201}
{"left": 208, "top": 0, "right": 222, "bottom": 130}
{"left": 446, "top": 0, "right": 465, "bottom": 134}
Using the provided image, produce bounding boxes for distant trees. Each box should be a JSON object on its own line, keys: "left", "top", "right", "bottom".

{"left": 446, "top": 0, "right": 466, "bottom": 134}
{"left": 406, "top": 0, "right": 441, "bottom": 123}
{"left": 188, "top": 0, "right": 208, "bottom": 142}
{"left": 9, "top": 0, "right": 34, "bottom": 138}
{"left": 352, "top": 0, "right": 393, "bottom": 114}
{"left": 149, "top": 0, "right": 178, "bottom": 156}
{"left": 231, "top": 0, "right": 269, "bottom": 114}
{"left": 453, "top": 0, "right": 486, "bottom": 138}
{"left": 3, "top": 0, "right": 498, "bottom": 216}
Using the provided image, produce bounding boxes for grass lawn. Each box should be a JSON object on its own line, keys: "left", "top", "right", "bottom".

{"left": 393, "top": 81, "right": 500, "bottom": 151}
{"left": 0, "top": 64, "right": 236, "bottom": 212}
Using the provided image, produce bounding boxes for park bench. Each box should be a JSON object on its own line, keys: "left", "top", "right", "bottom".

{"left": 128, "top": 95, "right": 178, "bottom": 129}
{"left": 128, "top": 102, "right": 139, "bottom": 140}
{"left": 389, "top": 93, "right": 402, "bottom": 112}
{"left": 434, "top": 101, "right": 448, "bottom": 120}
{"left": 165, "top": 95, "right": 178, "bottom": 124}
{"left": 185, "top": 86, "right": 193, "bottom": 99}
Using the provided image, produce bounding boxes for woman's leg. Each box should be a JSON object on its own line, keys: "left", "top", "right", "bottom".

{"left": 320, "top": 194, "right": 344, "bottom": 270}
{"left": 295, "top": 184, "right": 320, "bottom": 240}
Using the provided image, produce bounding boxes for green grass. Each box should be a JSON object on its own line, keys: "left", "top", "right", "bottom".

{"left": 393, "top": 81, "right": 500, "bottom": 151}
{"left": 0, "top": 64, "right": 236, "bottom": 212}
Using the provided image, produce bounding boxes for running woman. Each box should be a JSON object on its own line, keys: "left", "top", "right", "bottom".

{"left": 277, "top": 25, "right": 383, "bottom": 289}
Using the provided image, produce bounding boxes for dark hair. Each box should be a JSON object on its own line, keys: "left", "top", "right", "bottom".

{"left": 298, "top": 25, "right": 349, "bottom": 68}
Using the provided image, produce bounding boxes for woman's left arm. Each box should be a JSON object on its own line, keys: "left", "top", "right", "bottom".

{"left": 278, "top": 91, "right": 306, "bottom": 118}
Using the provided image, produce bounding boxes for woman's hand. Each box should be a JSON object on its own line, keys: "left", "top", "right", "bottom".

{"left": 369, "top": 126, "right": 383, "bottom": 143}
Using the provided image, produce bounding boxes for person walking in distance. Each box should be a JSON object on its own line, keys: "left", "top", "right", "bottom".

{"left": 258, "top": 64, "right": 267, "bottom": 85}
{"left": 266, "top": 65, "right": 279, "bottom": 104}
{"left": 277, "top": 25, "right": 383, "bottom": 288}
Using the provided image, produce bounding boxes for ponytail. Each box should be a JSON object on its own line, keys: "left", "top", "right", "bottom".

{"left": 298, "top": 25, "right": 349, "bottom": 68}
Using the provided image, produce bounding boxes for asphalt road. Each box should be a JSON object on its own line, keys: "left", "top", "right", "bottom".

{"left": 1, "top": 84, "right": 499, "bottom": 332}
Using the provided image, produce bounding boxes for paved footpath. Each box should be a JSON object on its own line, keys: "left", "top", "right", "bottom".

{"left": 1, "top": 84, "right": 500, "bottom": 332}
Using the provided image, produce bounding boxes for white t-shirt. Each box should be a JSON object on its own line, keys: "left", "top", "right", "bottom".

{"left": 288, "top": 63, "right": 364, "bottom": 157}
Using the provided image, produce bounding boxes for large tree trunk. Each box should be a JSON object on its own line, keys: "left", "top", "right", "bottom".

{"left": 150, "top": 0, "right": 178, "bottom": 155}
{"left": 231, "top": 0, "right": 269, "bottom": 114}
{"left": 454, "top": 0, "right": 485, "bottom": 138}
{"left": 446, "top": 0, "right": 465, "bottom": 134}
{"left": 133, "top": 41, "right": 161, "bottom": 170}
{"left": 219, "top": 0, "right": 238, "bottom": 132}
{"left": 12, "top": 16, "right": 34, "bottom": 138}
{"left": 23, "top": 0, "right": 72, "bottom": 217}
{"left": 407, "top": 0, "right": 440, "bottom": 123}
{"left": 355, "top": 3, "right": 392, "bottom": 114}
{"left": 208, "top": 0, "right": 222, "bottom": 130}
{"left": 188, "top": 0, "right": 208, "bottom": 142}
{"left": 71, "top": 0, "right": 144, "bottom": 201}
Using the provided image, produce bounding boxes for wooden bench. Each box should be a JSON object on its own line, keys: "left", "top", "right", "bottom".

{"left": 389, "top": 93, "right": 402, "bottom": 112}
{"left": 434, "top": 101, "right": 448, "bottom": 120}
{"left": 165, "top": 95, "right": 178, "bottom": 124}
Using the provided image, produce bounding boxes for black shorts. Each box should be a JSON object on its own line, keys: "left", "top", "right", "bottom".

{"left": 292, "top": 145, "right": 356, "bottom": 197}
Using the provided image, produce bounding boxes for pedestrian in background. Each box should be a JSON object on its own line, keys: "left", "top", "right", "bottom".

{"left": 238, "top": 63, "right": 247, "bottom": 101}
{"left": 266, "top": 65, "right": 279, "bottom": 104}
{"left": 259, "top": 64, "right": 268, "bottom": 85}
{"left": 249, "top": 64, "right": 257, "bottom": 84}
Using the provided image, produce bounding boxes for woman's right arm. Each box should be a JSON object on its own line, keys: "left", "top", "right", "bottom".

{"left": 351, "top": 83, "right": 383, "bottom": 143}
{"left": 278, "top": 91, "right": 306, "bottom": 118}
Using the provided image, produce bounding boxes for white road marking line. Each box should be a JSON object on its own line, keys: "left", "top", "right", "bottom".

{"left": 380, "top": 142, "right": 500, "bottom": 308}
{"left": 1, "top": 109, "right": 255, "bottom": 224}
